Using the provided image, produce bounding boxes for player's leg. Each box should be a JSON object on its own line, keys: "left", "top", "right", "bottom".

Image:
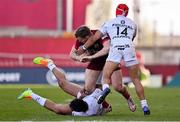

{"left": 17, "top": 88, "right": 72, "bottom": 115}
{"left": 128, "top": 64, "right": 145, "bottom": 99}
{"left": 97, "top": 47, "right": 122, "bottom": 104}
{"left": 124, "top": 48, "right": 150, "bottom": 115}
{"left": 127, "top": 64, "right": 150, "bottom": 115}
{"left": 98, "top": 61, "right": 119, "bottom": 104}
{"left": 84, "top": 68, "right": 101, "bottom": 93}
{"left": 84, "top": 56, "right": 107, "bottom": 93}
{"left": 52, "top": 67, "right": 83, "bottom": 97}
{"left": 33, "top": 57, "right": 82, "bottom": 97}
{"left": 111, "top": 69, "right": 136, "bottom": 112}
{"left": 84, "top": 68, "right": 113, "bottom": 114}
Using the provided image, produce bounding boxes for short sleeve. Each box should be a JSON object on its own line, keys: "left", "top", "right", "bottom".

{"left": 101, "top": 35, "right": 110, "bottom": 45}
{"left": 133, "top": 23, "right": 137, "bottom": 37}
{"left": 99, "top": 22, "right": 108, "bottom": 36}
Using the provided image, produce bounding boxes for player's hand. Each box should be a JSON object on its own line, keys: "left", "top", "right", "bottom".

{"left": 77, "top": 88, "right": 91, "bottom": 99}
{"left": 77, "top": 45, "right": 87, "bottom": 55}
{"left": 80, "top": 56, "right": 93, "bottom": 62}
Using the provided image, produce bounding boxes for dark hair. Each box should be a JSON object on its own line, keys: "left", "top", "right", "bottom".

{"left": 69, "top": 99, "right": 88, "bottom": 112}
{"left": 75, "top": 26, "right": 91, "bottom": 38}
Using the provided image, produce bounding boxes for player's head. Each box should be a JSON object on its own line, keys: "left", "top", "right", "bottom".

{"left": 116, "top": 4, "right": 129, "bottom": 17}
{"left": 70, "top": 99, "right": 88, "bottom": 112}
{"left": 75, "top": 26, "right": 92, "bottom": 43}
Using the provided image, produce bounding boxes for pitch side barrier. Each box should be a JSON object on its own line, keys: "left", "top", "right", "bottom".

{"left": 0, "top": 53, "right": 179, "bottom": 86}
{"left": 0, "top": 53, "right": 91, "bottom": 85}
{"left": 0, "top": 66, "right": 179, "bottom": 87}
{"left": 0, "top": 67, "right": 89, "bottom": 85}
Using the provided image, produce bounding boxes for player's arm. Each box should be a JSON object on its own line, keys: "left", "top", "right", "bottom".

{"left": 81, "top": 40, "right": 109, "bottom": 62}
{"left": 69, "top": 45, "right": 81, "bottom": 61}
{"left": 44, "top": 100, "right": 72, "bottom": 115}
{"left": 70, "top": 45, "right": 89, "bottom": 62}
{"left": 90, "top": 40, "right": 109, "bottom": 59}
{"left": 77, "top": 31, "right": 103, "bottom": 55}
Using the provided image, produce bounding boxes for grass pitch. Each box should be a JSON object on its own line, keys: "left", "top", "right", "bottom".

{"left": 0, "top": 84, "right": 180, "bottom": 121}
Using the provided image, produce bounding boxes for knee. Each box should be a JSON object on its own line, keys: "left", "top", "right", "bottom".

{"left": 58, "top": 79, "right": 66, "bottom": 88}
{"left": 113, "top": 85, "right": 124, "bottom": 92}
{"left": 84, "top": 85, "right": 95, "bottom": 93}
{"left": 56, "top": 74, "right": 66, "bottom": 86}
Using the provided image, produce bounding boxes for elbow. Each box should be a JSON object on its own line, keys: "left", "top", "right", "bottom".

{"left": 69, "top": 54, "right": 76, "bottom": 61}
{"left": 70, "top": 56, "right": 75, "bottom": 60}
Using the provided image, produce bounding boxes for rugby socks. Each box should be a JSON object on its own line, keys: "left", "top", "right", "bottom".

{"left": 102, "top": 84, "right": 110, "bottom": 91}
{"left": 121, "top": 87, "right": 130, "bottom": 100}
{"left": 47, "top": 62, "right": 56, "bottom": 71}
{"left": 31, "top": 93, "right": 47, "bottom": 106}
{"left": 102, "top": 100, "right": 110, "bottom": 108}
{"left": 140, "top": 99, "right": 149, "bottom": 108}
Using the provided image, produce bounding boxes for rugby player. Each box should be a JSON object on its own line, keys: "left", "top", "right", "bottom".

{"left": 17, "top": 57, "right": 111, "bottom": 116}
{"left": 76, "top": 4, "right": 150, "bottom": 115}
{"left": 70, "top": 26, "right": 136, "bottom": 112}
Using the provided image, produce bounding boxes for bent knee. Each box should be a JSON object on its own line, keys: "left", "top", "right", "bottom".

{"left": 58, "top": 81, "right": 64, "bottom": 88}
{"left": 58, "top": 79, "right": 67, "bottom": 88}
{"left": 113, "top": 85, "right": 124, "bottom": 92}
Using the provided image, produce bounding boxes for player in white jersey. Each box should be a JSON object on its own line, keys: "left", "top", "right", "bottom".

{"left": 72, "top": 88, "right": 104, "bottom": 116}
{"left": 17, "top": 57, "right": 111, "bottom": 116}
{"left": 77, "top": 4, "right": 150, "bottom": 115}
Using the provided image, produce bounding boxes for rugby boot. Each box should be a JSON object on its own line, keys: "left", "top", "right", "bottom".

{"left": 17, "top": 88, "right": 33, "bottom": 100}
{"left": 97, "top": 88, "right": 110, "bottom": 104}
{"left": 33, "top": 57, "right": 53, "bottom": 67}
{"left": 127, "top": 97, "right": 136, "bottom": 112}
{"left": 143, "top": 106, "right": 151, "bottom": 115}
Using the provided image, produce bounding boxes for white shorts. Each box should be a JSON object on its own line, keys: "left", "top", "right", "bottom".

{"left": 106, "top": 44, "right": 139, "bottom": 67}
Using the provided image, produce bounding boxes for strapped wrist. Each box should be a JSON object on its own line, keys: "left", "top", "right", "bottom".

{"left": 82, "top": 45, "right": 87, "bottom": 51}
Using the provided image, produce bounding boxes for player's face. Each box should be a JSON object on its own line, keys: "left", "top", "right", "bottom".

{"left": 77, "top": 35, "right": 90, "bottom": 44}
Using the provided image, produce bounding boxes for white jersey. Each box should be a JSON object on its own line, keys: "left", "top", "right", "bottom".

{"left": 72, "top": 88, "right": 103, "bottom": 116}
{"left": 100, "top": 15, "right": 137, "bottom": 46}
{"left": 99, "top": 15, "right": 138, "bottom": 66}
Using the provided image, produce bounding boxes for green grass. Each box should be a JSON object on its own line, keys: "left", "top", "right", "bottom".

{"left": 0, "top": 84, "right": 180, "bottom": 121}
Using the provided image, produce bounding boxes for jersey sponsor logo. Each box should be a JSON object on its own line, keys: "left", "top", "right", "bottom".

{"left": 121, "top": 20, "right": 125, "bottom": 24}
{"left": 112, "top": 35, "right": 131, "bottom": 40}
{"left": 114, "top": 44, "right": 130, "bottom": 50}
{"left": 112, "top": 23, "right": 133, "bottom": 30}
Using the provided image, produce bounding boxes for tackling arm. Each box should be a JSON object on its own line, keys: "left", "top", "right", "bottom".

{"left": 69, "top": 45, "right": 81, "bottom": 61}
{"left": 90, "top": 41, "right": 109, "bottom": 59}
{"left": 77, "top": 31, "right": 103, "bottom": 55}
{"left": 80, "top": 41, "right": 109, "bottom": 62}
{"left": 70, "top": 45, "right": 89, "bottom": 62}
